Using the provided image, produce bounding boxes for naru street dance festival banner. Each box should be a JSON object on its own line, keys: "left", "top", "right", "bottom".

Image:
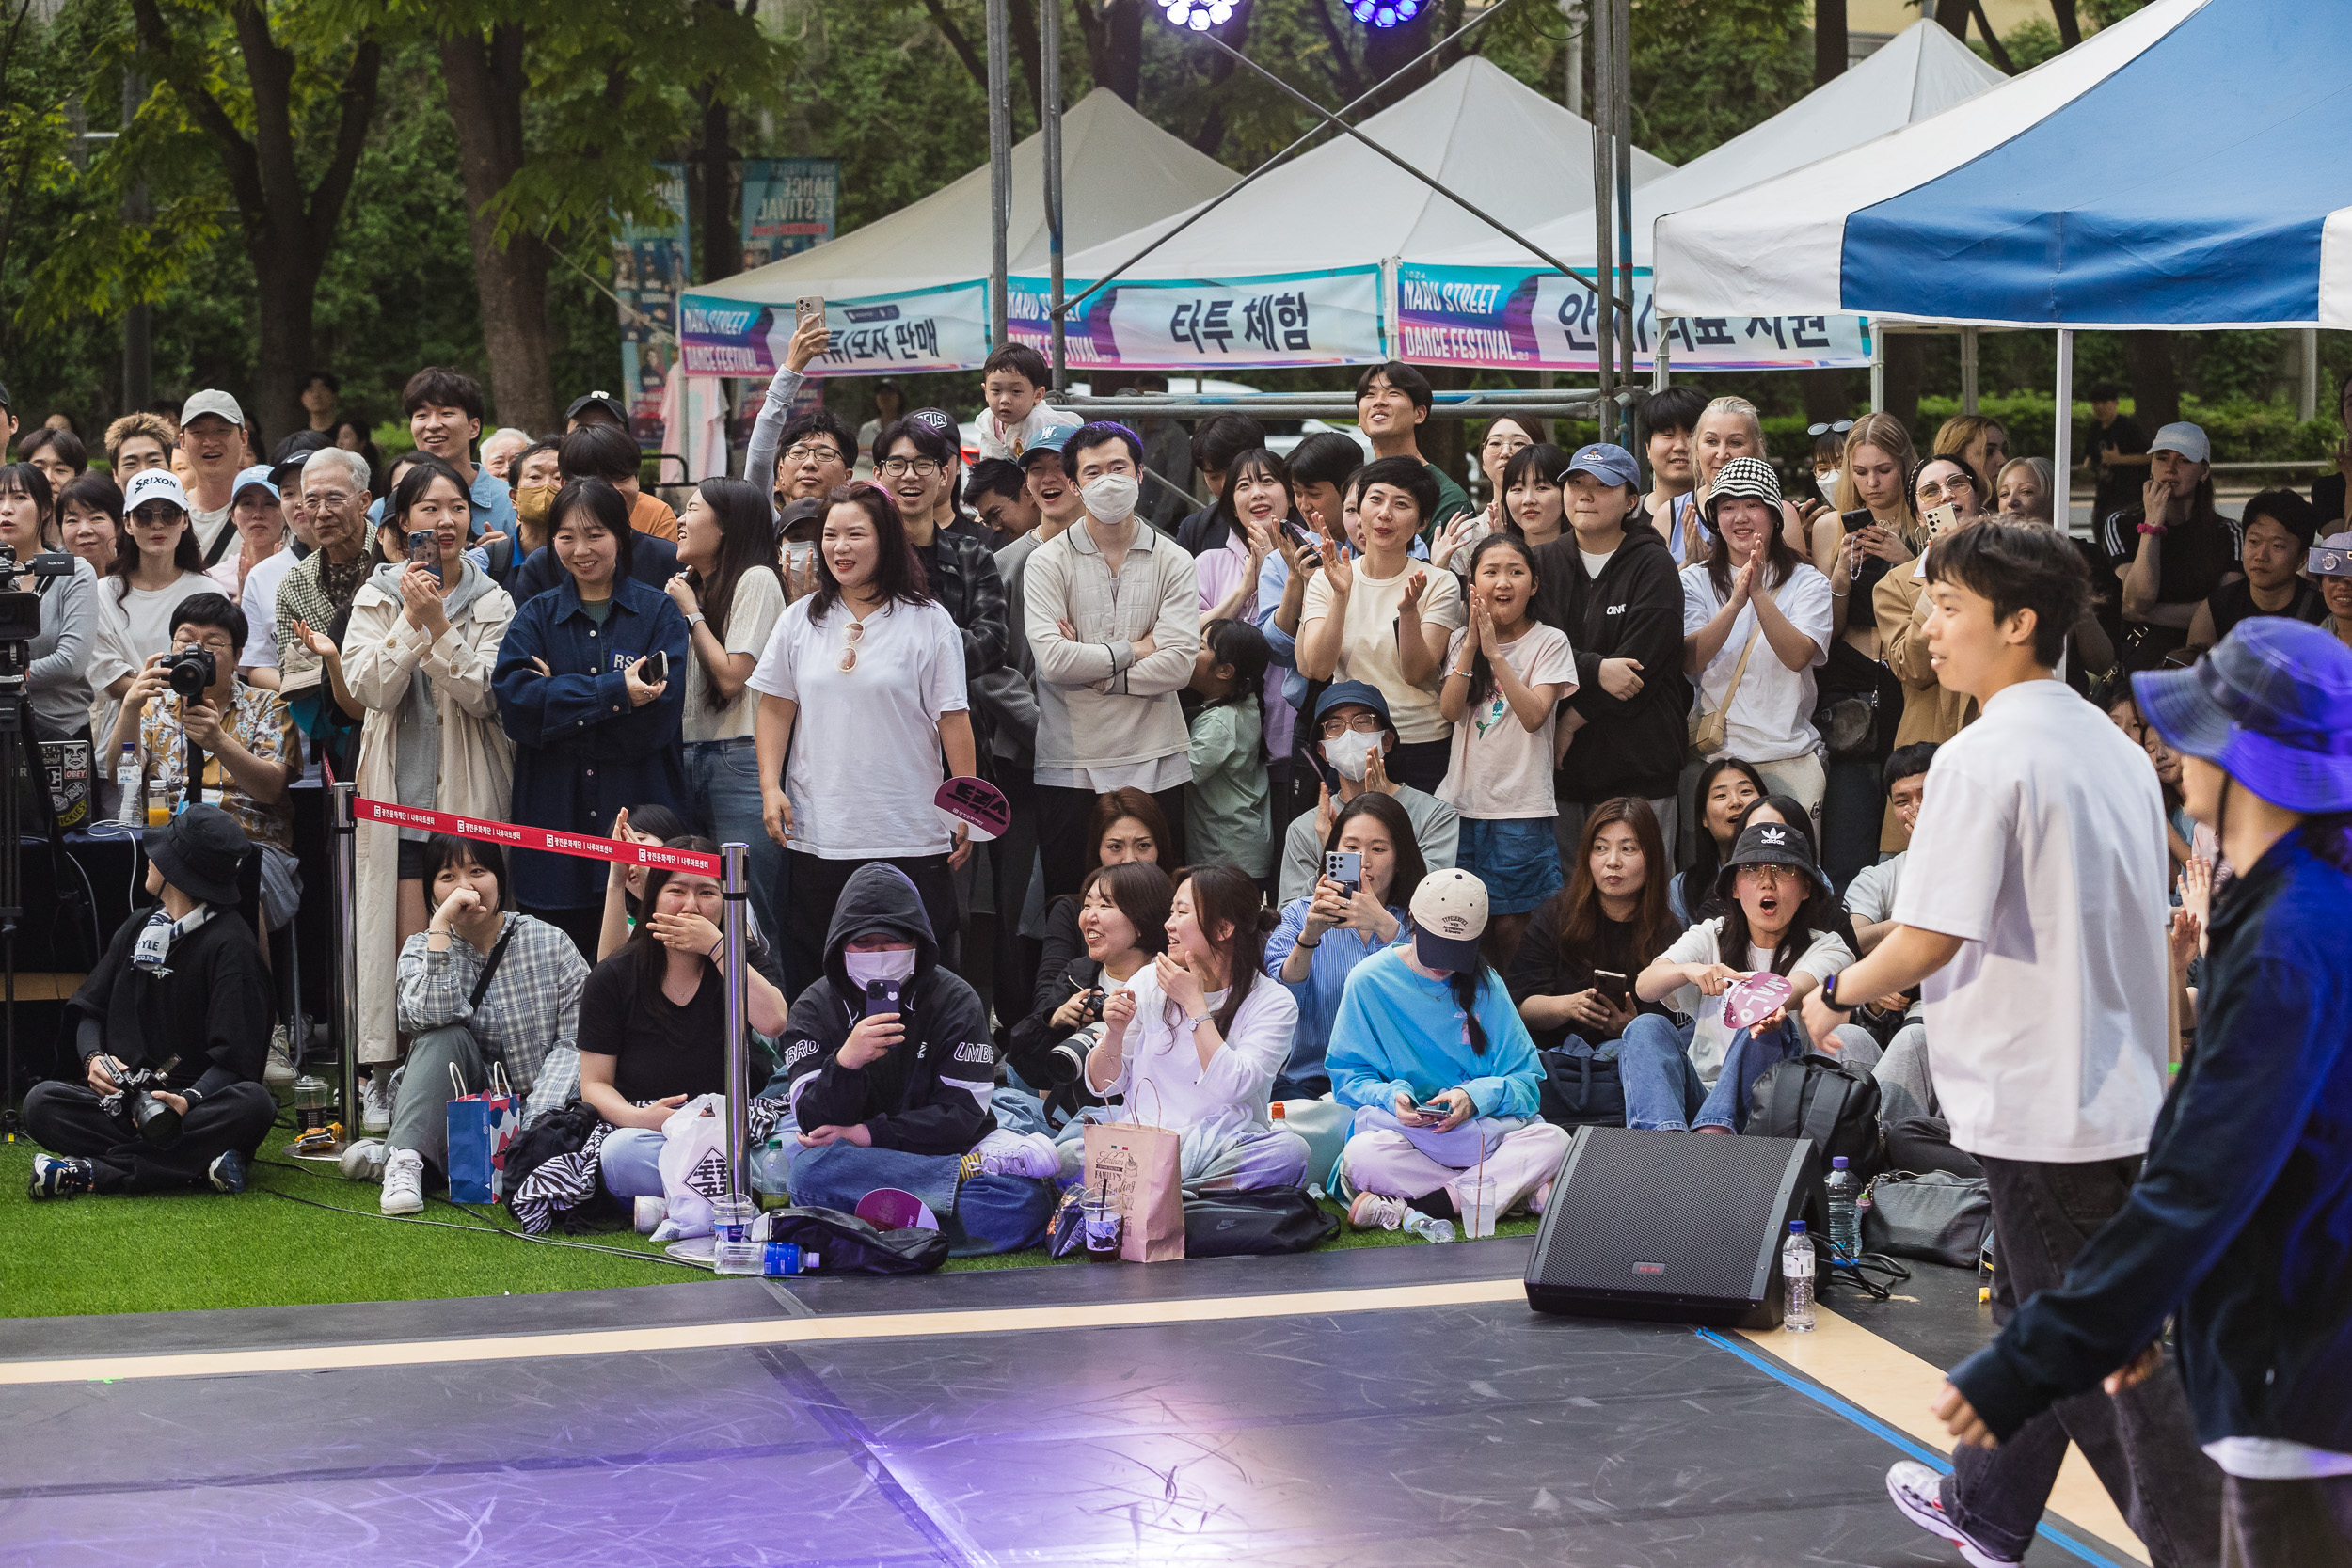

{"left": 1396, "top": 263, "right": 1873, "bottom": 372}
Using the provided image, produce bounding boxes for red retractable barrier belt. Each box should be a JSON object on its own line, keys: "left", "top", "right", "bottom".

{"left": 350, "top": 797, "right": 724, "bottom": 876}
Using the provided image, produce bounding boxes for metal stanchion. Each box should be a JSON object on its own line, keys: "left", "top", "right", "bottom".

{"left": 330, "top": 783, "right": 359, "bottom": 1141}
{"left": 721, "top": 840, "right": 752, "bottom": 1196}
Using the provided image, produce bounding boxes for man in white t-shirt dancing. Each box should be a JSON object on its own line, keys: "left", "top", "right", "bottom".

{"left": 1803, "top": 521, "right": 2219, "bottom": 1568}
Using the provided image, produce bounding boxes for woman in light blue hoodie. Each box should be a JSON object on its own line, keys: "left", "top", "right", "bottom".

{"left": 1264, "top": 792, "right": 1424, "bottom": 1099}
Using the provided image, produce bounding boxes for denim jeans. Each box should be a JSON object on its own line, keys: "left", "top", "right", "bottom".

{"left": 1615, "top": 1013, "right": 1808, "bottom": 1132}
{"left": 685, "top": 738, "right": 784, "bottom": 948}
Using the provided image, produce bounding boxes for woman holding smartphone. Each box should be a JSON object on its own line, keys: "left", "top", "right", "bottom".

{"left": 1506, "top": 798, "right": 1680, "bottom": 1054}
{"left": 1872, "top": 455, "right": 1990, "bottom": 835}
{"left": 1824, "top": 412, "right": 1922, "bottom": 656}
{"left": 1266, "top": 792, "right": 1426, "bottom": 1100}
{"left": 342, "top": 455, "right": 517, "bottom": 1101}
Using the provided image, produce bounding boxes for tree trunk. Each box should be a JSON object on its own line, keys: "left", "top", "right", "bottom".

{"left": 249, "top": 245, "right": 319, "bottom": 446}
{"left": 1801, "top": 368, "right": 1851, "bottom": 427}
{"left": 1362, "top": 8, "right": 1434, "bottom": 103}
{"left": 696, "top": 87, "right": 734, "bottom": 285}
{"left": 2125, "top": 331, "right": 2181, "bottom": 431}
{"left": 439, "top": 24, "right": 559, "bottom": 436}
{"left": 1814, "top": 0, "right": 1846, "bottom": 87}
{"left": 1188, "top": 0, "right": 1253, "bottom": 157}
{"left": 1085, "top": 0, "right": 1143, "bottom": 103}
{"left": 2049, "top": 0, "right": 2081, "bottom": 48}
{"left": 1935, "top": 0, "right": 1967, "bottom": 39}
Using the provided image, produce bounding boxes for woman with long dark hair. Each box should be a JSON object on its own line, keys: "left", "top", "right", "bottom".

{"left": 1267, "top": 790, "right": 1427, "bottom": 1099}
{"left": 1328, "top": 868, "right": 1567, "bottom": 1236}
{"left": 1026, "top": 786, "right": 1169, "bottom": 1012}
{"left": 1672, "top": 756, "right": 1766, "bottom": 923}
{"left": 1197, "top": 447, "right": 1290, "bottom": 624}
{"left": 1072, "top": 863, "right": 1307, "bottom": 1191}
{"left": 748, "top": 482, "right": 976, "bottom": 993}
{"left": 91, "top": 470, "right": 215, "bottom": 747}
{"left": 1005, "top": 860, "right": 1173, "bottom": 1125}
{"left": 664, "top": 474, "right": 787, "bottom": 921}
{"left": 1620, "top": 821, "right": 1855, "bottom": 1132}
{"left": 0, "top": 462, "right": 97, "bottom": 745}
{"left": 1507, "top": 798, "right": 1680, "bottom": 1053}
{"left": 492, "top": 477, "right": 689, "bottom": 957}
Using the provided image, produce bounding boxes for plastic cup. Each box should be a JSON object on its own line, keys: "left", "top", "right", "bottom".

{"left": 1461, "top": 1177, "right": 1500, "bottom": 1240}
{"left": 1082, "top": 1195, "right": 1123, "bottom": 1260}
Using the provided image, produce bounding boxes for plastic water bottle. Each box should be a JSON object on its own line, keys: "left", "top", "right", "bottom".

{"left": 1403, "top": 1211, "right": 1456, "bottom": 1244}
{"left": 1827, "top": 1156, "right": 1859, "bottom": 1267}
{"left": 1784, "top": 1221, "right": 1817, "bottom": 1332}
{"left": 760, "top": 1242, "right": 815, "bottom": 1277}
{"left": 115, "top": 742, "right": 140, "bottom": 826}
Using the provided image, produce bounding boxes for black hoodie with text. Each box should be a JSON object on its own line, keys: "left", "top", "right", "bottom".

{"left": 1533, "top": 522, "right": 1691, "bottom": 804}
{"left": 760, "top": 863, "right": 997, "bottom": 1156}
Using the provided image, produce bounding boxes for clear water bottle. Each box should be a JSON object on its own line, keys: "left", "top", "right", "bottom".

{"left": 116, "top": 741, "right": 140, "bottom": 826}
{"left": 1404, "top": 1211, "right": 1456, "bottom": 1244}
{"left": 1784, "top": 1220, "right": 1817, "bottom": 1332}
{"left": 1827, "top": 1156, "right": 1860, "bottom": 1267}
{"left": 761, "top": 1242, "right": 815, "bottom": 1277}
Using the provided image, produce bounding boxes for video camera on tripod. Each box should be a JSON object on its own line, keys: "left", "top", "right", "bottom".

{"left": 0, "top": 541, "right": 73, "bottom": 658}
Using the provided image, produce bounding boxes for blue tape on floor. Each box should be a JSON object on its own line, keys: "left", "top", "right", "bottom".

{"left": 1695, "top": 1326, "right": 2129, "bottom": 1568}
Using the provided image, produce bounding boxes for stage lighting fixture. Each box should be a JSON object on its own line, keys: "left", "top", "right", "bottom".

{"left": 1157, "top": 0, "right": 1235, "bottom": 29}
{"left": 1346, "top": 0, "right": 1421, "bottom": 26}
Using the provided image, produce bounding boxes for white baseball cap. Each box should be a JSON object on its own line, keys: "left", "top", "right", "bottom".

{"left": 2149, "top": 421, "right": 2210, "bottom": 465}
{"left": 122, "top": 468, "right": 190, "bottom": 515}
{"left": 1408, "top": 868, "right": 1489, "bottom": 973}
{"left": 180, "top": 388, "right": 246, "bottom": 428}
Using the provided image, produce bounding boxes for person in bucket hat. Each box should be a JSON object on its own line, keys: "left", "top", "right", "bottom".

{"left": 1930, "top": 615, "right": 2352, "bottom": 1565}
{"left": 2306, "top": 531, "right": 2352, "bottom": 654}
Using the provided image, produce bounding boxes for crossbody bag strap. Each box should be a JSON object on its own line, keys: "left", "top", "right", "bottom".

{"left": 469, "top": 925, "right": 518, "bottom": 1012}
{"left": 1709, "top": 624, "right": 1765, "bottom": 721}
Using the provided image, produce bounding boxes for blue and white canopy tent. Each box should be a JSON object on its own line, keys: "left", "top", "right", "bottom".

{"left": 1654, "top": 0, "right": 2352, "bottom": 486}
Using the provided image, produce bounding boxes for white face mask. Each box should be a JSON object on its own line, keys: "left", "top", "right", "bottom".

{"left": 843, "top": 947, "right": 917, "bottom": 986}
{"left": 1323, "top": 727, "right": 1381, "bottom": 782}
{"left": 1814, "top": 470, "right": 1841, "bottom": 502}
{"left": 1081, "top": 473, "right": 1140, "bottom": 526}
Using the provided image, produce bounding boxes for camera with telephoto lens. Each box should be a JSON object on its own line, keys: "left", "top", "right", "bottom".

{"left": 103, "top": 1055, "right": 185, "bottom": 1148}
{"left": 1044, "top": 1020, "right": 1106, "bottom": 1086}
{"left": 160, "top": 646, "right": 216, "bottom": 700}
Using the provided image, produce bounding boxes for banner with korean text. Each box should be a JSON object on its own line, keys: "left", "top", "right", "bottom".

{"left": 679, "top": 281, "right": 991, "bottom": 377}
{"left": 1005, "top": 266, "right": 1386, "bottom": 371}
{"left": 1397, "top": 263, "right": 1872, "bottom": 372}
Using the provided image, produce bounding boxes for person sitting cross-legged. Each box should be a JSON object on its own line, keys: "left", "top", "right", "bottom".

{"left": 27, "top": 806, "right": 276, "bottom": 1199}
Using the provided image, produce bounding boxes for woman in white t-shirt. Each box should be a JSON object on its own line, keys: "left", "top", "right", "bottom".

{"left": 1437, "top": 535, "right": 1579, "bottom": 963}
{"left": 1682, "top": 456, "right": 1836, "bottom": 820}
{"left": 1296, "top": 456, "right": 1467, "bottom": 792}
{"left": 749, "top": 482, "right": 976, "bottom": 995}
{"left": 664, "top": 475, "right": 787, "bottom": 930}
{"left": 91, "top": 469, "right": 219, "bottom": 752}
{"left": 1619, "top": 821, "right": 1854, "bottom": 1132}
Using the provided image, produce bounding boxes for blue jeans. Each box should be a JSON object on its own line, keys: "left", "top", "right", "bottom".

{"left": 685, "top": 738, "right": 784, "bottom": 950}
{"left": 598, "top": 1126, "right": 668, "bottom": 1198}
{"left": 1616, "top": 1013, "right": 1808, "bottom": 1132}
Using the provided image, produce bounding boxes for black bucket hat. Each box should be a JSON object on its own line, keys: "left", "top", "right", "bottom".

{"left": 1714, "top": 819, "right": 1819, "bottom": 899}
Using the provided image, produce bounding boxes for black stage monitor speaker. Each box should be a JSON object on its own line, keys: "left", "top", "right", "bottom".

{"left": 1524, "top": 1126, "right": 1820, "bottom": 1329}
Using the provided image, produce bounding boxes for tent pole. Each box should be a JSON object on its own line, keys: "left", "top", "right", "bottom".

{"left": 986, "top": 0, "right": 1011, "bottom": 350}
{"left": 2300, "top": 327, "right": 2320, "bottom": 422}
{"left": 1041, "top": 0, "right": 1065, "bottom": 388}
{"left": 1560, "top": 0, "right": 1582, "bottom": 118}
{"left": 1589, "top": 0, "right": 1615, "bottom": 441}
{"left": 1653, "top": 318, "right": 1671, "bottom": 392}
{"left": 1869, "top": 327, "right": 1885, "bottom": 414}
{"left": 1611, "top": 0, "right": 1634, "bottom": 409}
{"left": 1960, "top": 325, "right": 1979, "bottom": 414}
{"left": 2055, "top": 329, "right": 2075, "bottom": 535}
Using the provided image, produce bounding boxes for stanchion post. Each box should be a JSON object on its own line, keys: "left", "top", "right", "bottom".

{"left": 330, "top": 783, "right": 358, "bottom": 1140}
{"left": 721, "top": 841, "right": 751, "bottom": 1197}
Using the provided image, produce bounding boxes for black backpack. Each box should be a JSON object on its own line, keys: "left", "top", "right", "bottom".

{"left": 1745, "top": 1053, "right": 1883, "bottom": 1230}
{"left": 1535, "top": 1045, "right": 1627, "bottom": 1130}
{"left": 759, "top": 1206, "right": 950, "bottom": 1274}
{"left": 1182, "top": 1189, "right": 1340, "bottom": 1257}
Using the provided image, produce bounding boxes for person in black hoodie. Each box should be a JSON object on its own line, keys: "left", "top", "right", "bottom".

{"left": 1533, "top": 442, "right": 1691, "bottom": 867}
{"left": 761, "top": 862, "right": 1000, "bottom": 1213}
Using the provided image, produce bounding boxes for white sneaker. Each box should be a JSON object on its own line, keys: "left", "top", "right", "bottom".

{"left": 634, "top": 1196, "right": 668, "bottom": 1235}
{"left": 1348, "top": 1191, "right": 1406, "bottom": 1231}
{"left": 264, "top": 1024, "right": 296, "bottom": 1089}
{"left": 380, "top": 1148, "right": 425, "bottom": 1215}
{"left": 975, "top": 1130, "right": 1063, "bottom": 1180}
{"left": 1885, "top": 1460, "right": 2022, "bottom": 1568}
{"left": 338, "top": 1138, "right": 387, "bottom": 1181}
{"left": 360, "top": 1074, "right": 392, "bottom": 1133}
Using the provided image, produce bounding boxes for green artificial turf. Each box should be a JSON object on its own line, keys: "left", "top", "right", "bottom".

{"left": 0, "top": 1136, "right": 1537, "bottom": 1320}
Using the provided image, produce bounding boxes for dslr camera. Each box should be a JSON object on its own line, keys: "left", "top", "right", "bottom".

{"left": 159, "top": 646, "right": 216, "bottom": 700}
{"left": 102, "top": 1055, "right": 186, "bottom": 1148}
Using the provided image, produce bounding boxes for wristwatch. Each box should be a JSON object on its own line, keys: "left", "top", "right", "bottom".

{"left": 1819, "top": 971, "right": 1856, "bottom": 1014}
{"left": 687, "top": 611, "right": 707, "bottom": 626}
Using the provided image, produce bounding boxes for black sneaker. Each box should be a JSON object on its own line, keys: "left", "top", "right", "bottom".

{"left": 207, "top": 1148, "right": 248, "bottom": 1195}
{"left": 28, "top": 1153, "right": 97, "bottom": 1200}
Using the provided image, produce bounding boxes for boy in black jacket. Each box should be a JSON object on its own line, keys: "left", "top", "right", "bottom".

{"left": 762, "top": 863, "right": 999, "bottom": 1214}
{"left": 1533, "top": 443, "right": 1692, "bottom": 862}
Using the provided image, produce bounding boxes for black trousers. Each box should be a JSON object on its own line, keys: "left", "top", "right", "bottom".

{"left": 1035, "top": 783, "right": 1188, "bottom": 903}
{"left": 782, "top": 850, "right": 959, "bottom": 1002}
{"left": 24, "top": 1080, "right": 277, "bottom": 1193}
{"left": 986, "top": 767, "right": 1041, "bottom": 1028}
{"left": 2225, "top": 1475, "right": 2352, "bottom": 1568}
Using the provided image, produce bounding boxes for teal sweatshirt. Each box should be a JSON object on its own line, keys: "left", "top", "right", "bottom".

{"left": 1325, "top": 945, "right": 1542, "bottom": 1119}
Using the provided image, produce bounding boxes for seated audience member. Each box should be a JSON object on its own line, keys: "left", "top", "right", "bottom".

{"left": 2107, "top": 421, "right": 2233, "bottom": 668}
{"left": 561, "top": 420, "right": 676, "bottom": 541}
{"left": 1618, "top": 821, "right": 1856, "bottom": 1132}
{"left": 26, "top": 806, "right": 275, "bottom": 1199}
{"left": 345, "top": 457, "right": 518, "bottom": 1115}
{"left": 1328, "top": 869, "right": 1568, "bottom": 1232}
{"left": 208, "top": 466, "right": 288, "bottom": 602}
{"left": 1841, "top": 745, "right": 1939, "bottom": 1124}
{"left": 2187, "top": 488, "right": 2324, "bottom": 648}
{"left": 581, "top": 843, "right": 789, "bottom": 1224}
{"left": 763, "top": 863, "right": 1001, "bottom": 1211}
{"left": 0, "top": 464, "right": 96, "bottom": 748}
{"left": 1029, "top": 787, "right": 1171, "bottom": 1007}
{"left": 1058, "top": 864, "right": 1308, "bottom": 1192}
{"left": 1506, "top": 798, "right": 1680, "bottom": 1055}
{"left": 1682, "top": 458, "right": 1834, "bottom": 821}
{"left": 1296, "top": 456, "right": 1467, "bottom": 792}
{"left": 1185, "top": 616, "right": 1273, "bottom": 882}
{"left": 1277, "top": 681, "right": 1459, "bottom": 906}
{"left": 1672, "top": 756, "right": 1767, "bottom": 924}
{"left": 1730, "top": 793, "right": 1863, "bottom": 958}
{"left": 493, "top": 478, "right": 687, "bottom": 957}
{"left": 749, "top": 482, "right": 974, "bottom": 994}
{"left": 358, "top": 837, "right": 590, "bottom": 1214}
{"left": 2312, "top": 531, "right": 2352, "bottom": 655}
{"left": 1267, "top": 792, "right": 1425, "bottom": 1100}
{"left": 975, "top": 342, "right": 1081, "bottom": 463}
{"left": 1006, "top": 861, "right": 1172, "bottom": 1125}
{"left": 110, "top": 594, "right": 300, "bottom": 933}
{"left": 2098, "top": 672, "right": 2211, "bottom": 870}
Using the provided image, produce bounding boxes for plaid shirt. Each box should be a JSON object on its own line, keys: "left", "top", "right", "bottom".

{"left": 923, "top": 525, "right": 1010, "bottom": 679}
{"left": 395, "top": 912, "right": 587, "bottom": 1105}
{"left": 275, "top": 546, "right": 372, "bottom": 696}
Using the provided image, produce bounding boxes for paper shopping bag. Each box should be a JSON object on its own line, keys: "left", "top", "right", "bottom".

{"left": 445, "top": 1063, "right": 520, "bottom": 1203}
{"left": 1082, "top": 1119, "right": 1185, "bottom": 1262}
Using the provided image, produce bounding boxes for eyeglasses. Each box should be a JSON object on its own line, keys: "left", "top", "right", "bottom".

{"left": 837, "top": 618, "right": 865, "bottom": 673}
{"left": 308, "top": 489, "right": 353, "bottom": 509}
{"left": 1807, "top": 420, "right": 1855, "bottom": 437}
{"left": 878, "top": 458, "right": 942, "bottom": 478}
{"left": 784, "top": 444, "right": 843, "bottom": 465}
{"left": 1915, "top": 474, "right": 1976, "bottom": 501}
{"left": 1481, "top": 433, "right": 1532, "bottom": 452}
{"left": 1318, "top": 714, "right": 1383, "bottom": 739}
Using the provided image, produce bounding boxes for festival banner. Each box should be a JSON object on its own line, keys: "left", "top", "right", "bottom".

{"left": 1005, "top": 266, "right": 1386, "bottom": 371}
{"left": 679, "top": 281, "right": 990, "bottom": 377}
{"left": 612, "top": 164, "right": 691, "bottom": 448}
{"left": 738, "top": 158, "right": 839, "bottom": 270}
{"left": 1397, "top": 262, "right": 1872, "bottom": 372}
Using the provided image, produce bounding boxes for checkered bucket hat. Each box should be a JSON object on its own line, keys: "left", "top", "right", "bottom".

{"left": 2133, "top": 619, "right": 2352, "bottom": 813}
{"left": 1705, "top": 455, "right": 1782, "bottom": 529}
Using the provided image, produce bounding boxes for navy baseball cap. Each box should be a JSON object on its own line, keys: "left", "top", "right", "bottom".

{"left": 1564, "top": 442, "right": 1639, "bottom": 489}
{"left": 2134, "top": 619, "right": 2352, "bottom": 814}
{"left": 1313, "top": 679, "right": 1396, "bottom": 736}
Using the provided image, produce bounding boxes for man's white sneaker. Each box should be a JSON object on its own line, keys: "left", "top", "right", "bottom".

{"left": 339, "top": 1138, "right": 387, "bottom": 1181}
{"left": 1885, "top": 1460, "right": 2022, "bottom": 1568}
{"left": 1348, "top": 1191, "right": 1406, "bottom": 1231}
{"left": 264, "top": 1024, "right": 296, "bottom": 1089}
{"left": 359, "top": 1073, "right": 392, "bottom": 1133}
{"left": 975, "top": 1130, "right": 1063, "bottom": 1180}
{"left": 380, "top": 1148, "right": 425, "bottom": 1216}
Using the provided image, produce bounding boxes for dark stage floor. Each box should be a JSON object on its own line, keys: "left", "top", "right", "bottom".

{"left": 0, "top": 1243, "right": 2143, "bottom": 1567}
